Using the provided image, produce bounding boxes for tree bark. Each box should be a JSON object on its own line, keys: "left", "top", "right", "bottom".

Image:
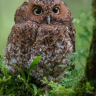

{"left": 86, "top": 0, "right": 96, "bottom": 89}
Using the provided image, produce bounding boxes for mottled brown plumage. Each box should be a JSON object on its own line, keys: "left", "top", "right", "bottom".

{"left": 4, "top": 0, "right": 76, "bottom": 83}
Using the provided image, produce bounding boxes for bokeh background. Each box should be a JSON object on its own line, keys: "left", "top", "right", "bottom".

{"left": 0, "top": 0, "right": 92, "bottom": 67}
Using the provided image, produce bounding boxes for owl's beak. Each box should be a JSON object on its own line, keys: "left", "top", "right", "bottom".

{"left": 47, "top": 16, "right": 51, "bottom": 25}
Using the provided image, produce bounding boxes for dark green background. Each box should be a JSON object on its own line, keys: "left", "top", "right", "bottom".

{"left": 0, "top": 0, "right": 92, "bottom": 67}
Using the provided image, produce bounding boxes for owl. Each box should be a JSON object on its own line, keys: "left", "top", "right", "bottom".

{"left": 4, "top": 0, "right": 76, "bottom": 84}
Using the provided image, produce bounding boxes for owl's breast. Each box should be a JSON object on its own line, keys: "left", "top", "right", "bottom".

{"left": 37, "top": 25, "right": 64, "bottom": 41}
{"left": 29, "top": 25, "right": 73, "bottom": 82}
{"left": 32, "top": 25, "right": 73, "bottom": 60}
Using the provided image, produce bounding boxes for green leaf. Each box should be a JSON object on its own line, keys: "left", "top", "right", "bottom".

{"left": 27, "top": 56, "right": 44, "bottom": 83}
{"left": 86, "top": 82, "right": 94, "bottom": 91}
{"left": 58, "top": 65, "right": 67, "bottom": 68}
{"left": 32, "top": 84, "right": 37, "bottom": 96}
{"left": 1, "top": 64, "right": 8, "bottom": 76}
{"left": 13, "top": 65, "right": 26, "bottom": 82}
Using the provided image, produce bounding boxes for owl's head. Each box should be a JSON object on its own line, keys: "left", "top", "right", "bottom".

{"left": 15, "top": 0, "right": 72, "bottom": 25}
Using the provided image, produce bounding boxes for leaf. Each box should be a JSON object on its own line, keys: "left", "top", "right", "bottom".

{"left": 86, "top": 82, "right": 94, "bottom": 91}
{"left": 58, "top": 65, "right": 67, "bottom": 68}
{"left": 1, "top": 64, "right": 8, "bottom": 76}
{"left": 13, "top": 65, "right": 26, "bottom": 82}
{"left": 27, "top": 56, "right": 44, "bottom": 82}
{"left": 0, "top": 76, "right": 11, "bottom": 82}
{"left": 32, "top": 84, "right": 37, "bottom": 96}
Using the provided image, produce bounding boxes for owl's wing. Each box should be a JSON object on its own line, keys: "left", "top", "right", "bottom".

{"left": 66, "top": 23, "right": 76, "bottom": 70}
{"left": 62, "top": 3, "right": 76, "bottom": 52}
{"left": 68, "top": 24, "right": 76, "bottom": 52}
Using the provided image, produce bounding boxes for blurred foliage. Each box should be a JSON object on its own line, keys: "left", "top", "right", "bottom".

{"left": 73, "top": 9, "right": 93, "bottom": 68}
{"left": 42, "top": 77, "right": 74, "bottom": 96}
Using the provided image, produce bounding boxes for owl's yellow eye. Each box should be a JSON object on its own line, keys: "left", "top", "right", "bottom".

{"left": 34, "top": 7, "right": 42, "bottom": 15}
{"left": 53, "top": 7, "right": 60, "bottom": 14}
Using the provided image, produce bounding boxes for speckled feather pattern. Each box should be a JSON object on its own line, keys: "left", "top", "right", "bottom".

{"left": 4, "top": 0, "right": 76, "bottom": 83}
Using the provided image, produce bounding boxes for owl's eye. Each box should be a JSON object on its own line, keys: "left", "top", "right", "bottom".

{"left": 53, "top": 7, "right": 60, "bottom": 14}
{"left": 34, "top": 7, "right": 42, "bottom": 15}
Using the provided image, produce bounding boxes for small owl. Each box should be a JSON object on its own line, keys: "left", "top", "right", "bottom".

{"left": 4, "top": 0, "right": 76, "bottom": 83}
